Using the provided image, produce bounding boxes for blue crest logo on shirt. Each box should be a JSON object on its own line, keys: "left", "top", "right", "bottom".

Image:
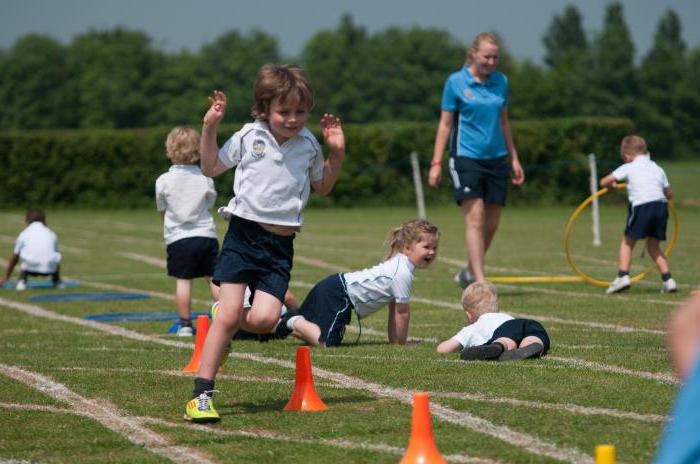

{"left": 463, "top": 88, "right": 473, "bottom": 99}
{"left": 252, "top": 139, "right": 266, "bottom": 159}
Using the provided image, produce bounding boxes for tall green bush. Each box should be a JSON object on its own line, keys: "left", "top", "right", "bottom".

{"left": 0, "top": 117, "right": 633, "bottom": 208}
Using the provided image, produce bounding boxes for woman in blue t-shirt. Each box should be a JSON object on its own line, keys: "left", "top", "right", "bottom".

{"left": 428, "top": 32, "right": 524, "bottom": 286}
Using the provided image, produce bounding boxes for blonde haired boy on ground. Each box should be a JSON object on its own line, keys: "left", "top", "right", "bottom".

{"left": 437, "top": 282, "right": 550, "bottom": 361}
{"left": 600, "top": 135, "right": 676, "bottom": 294}
{"left": 156, "top": 126, "right": 220, "bottom": 337}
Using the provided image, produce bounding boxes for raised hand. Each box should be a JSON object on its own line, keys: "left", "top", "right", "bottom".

{"left": 203, "top": 90, "right": 227, "bottom": 126}
{"left": 320, "top": 113, "right": 345, "bottom": 154}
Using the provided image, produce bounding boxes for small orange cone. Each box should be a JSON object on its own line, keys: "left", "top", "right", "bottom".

{"left": 182, "top": 315, "right": 210, "bottom": 373}
{"left": 400, "top": 392, "right": 446, "bottom": 464}
{"left": 283, "top": 346, "right": 328, "bottom": 411}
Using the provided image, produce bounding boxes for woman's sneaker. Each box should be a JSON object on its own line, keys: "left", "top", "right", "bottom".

{"left": 662, "top": 278, "right": 678, "bottom": 293}
{"left": 184, "top": 393, "right": 220, "bottom": 423}
{"left": 15, "top": 280, "right": 27, "bottom": 291}
{"left": 453, "top": 268, "right": 476, "bottom": 289}
{"left": 605, "top": 275, "right": 631, "bottom": 294}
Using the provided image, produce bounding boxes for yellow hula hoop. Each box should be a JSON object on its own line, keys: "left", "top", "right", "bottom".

{"left": 563, "top": 184, "right": 679, "bottom": 287}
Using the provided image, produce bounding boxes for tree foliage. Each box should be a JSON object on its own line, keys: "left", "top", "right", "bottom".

{"left": 0, "top": 6, "right": 697, "bottom": 158}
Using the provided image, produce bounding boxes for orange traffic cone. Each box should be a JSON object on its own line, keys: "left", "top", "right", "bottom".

{"left": 283, "top": 346, "right": 328, "bottom": 411}
{"left": 182, "top": 315, "right": 210, "bottom": 373}
{"left": 400, "top": 392, "right": 446, "bottom": 464}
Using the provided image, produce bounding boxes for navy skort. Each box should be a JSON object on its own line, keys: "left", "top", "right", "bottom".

{"left": 298, "top": 273, "right": 353, "bottom": 347}
{"left": 166, "top": 236, "right": 219, "bottom": 279}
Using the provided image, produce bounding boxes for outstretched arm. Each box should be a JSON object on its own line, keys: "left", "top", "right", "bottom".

{"left": 437, "top": 338, "right": 463, "bottom": 353}
{"left": 429, "top": 110, "right": 454, "bottom": 188}
{"left": 311, "top": 114, "right": 345, "bottom": 196}
{"left": 388, "top": 301, "right": 410, "bottom": 344}
{"left": 200, "top": 90, "right": 230, "bottom": 178}
{"left": 667, "top": 295, "right": 700, "bottom": 379}
{"left": 600, "top": 173, "right": 617, "bottom": 189}
{"left": 0, "top": 253, "right": 19, "bottom": 286}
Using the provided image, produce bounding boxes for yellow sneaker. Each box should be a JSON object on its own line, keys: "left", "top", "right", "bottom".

{"left": 184, "top": 393, "right": 220, "bottom": 423}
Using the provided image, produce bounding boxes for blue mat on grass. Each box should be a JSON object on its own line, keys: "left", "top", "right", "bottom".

{"left": 30, "top": 292, "right": 150, "bottom": 302}
{"left": 2, "top": 280, "right": 80, "bottom": 289}
{"left": 85, "top": 311, "right": 208, "bottom": 322}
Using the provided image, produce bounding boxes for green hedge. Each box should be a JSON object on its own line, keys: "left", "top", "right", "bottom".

{"left": 0, "top": 117, "right": 633, "bottom": 208}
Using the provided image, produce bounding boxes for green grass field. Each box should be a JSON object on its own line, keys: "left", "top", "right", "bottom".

{"left": 1, "top": 188, "right": 699, "bottom": 463}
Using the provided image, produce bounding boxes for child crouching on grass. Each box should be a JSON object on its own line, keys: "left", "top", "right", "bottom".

{"left": 272, "top": 219, "right": 439, "bottom": 347}
{"left": 156, "top": 127, "right": 220, "bottom": 337}
{"left": 184, "top": 64, "right": 345, "bottom": 423}
{"left": 437, "top": 281, "right": 550, "bottom": 361}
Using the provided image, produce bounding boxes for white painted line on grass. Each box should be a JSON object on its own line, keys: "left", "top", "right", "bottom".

{"left": 295, "top": 255, "right": 351, "bottom": 272}
{"left": 118, "top": 252, "right": 167, "bottom": 268}
{"left": 0, "top": 363, "right": 216, "bottom": 464}
{"left": 547, "top": 356, "right": 678, "bottom": 385}
{"left": 432, "top": 392, "right": 667, "bottom": 423}
{"left": 143, "top": 417, "right": 499, "bottom": 464}
{"left": 0, "top": 297, "right": 591, "bottom": 463}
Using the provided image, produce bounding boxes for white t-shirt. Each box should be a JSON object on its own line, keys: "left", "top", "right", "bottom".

{"left": 612, "top": 155, "right": 670, "bottom": 207}
{"left": 217, "top": 121, "right": 325, "bottom": 227}
{"left": 14, "top": 222, "right": 61, "bottom": 273}
{"left": 450, "top": 312, "right": 514, "bottom": 348}
{"left": 343, "top": 253, "right": 415, "bottom": 319}
{"left": 155, "top": 165, "right": 217, "bottom": 245}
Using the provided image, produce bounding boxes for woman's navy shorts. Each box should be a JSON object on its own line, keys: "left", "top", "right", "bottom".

{"left": 166, "top": 236, "right": 219, "bottom": 279}
{"left": 213, "top": 216, "right": 294, "bottom": 303}
{"left": 448, "top": 156, "right": 509, "bottom": 206}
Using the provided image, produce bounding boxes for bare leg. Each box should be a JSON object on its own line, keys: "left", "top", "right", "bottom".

{"left": 206, "top": 277, "right": 220, "bottom": 302}
{"left": 647, "top": 238, "right": 670, "bottom": 274}
{"left": 175, "top": 279, "right": 193, "bottom": 321}
{"left": 291, "top": 318, "right": 325, "bottom": 347}
{"left": 618, "top": 236, "right": 636, "bottom": 272}
{"left": 240, "top": 289, "right": 283, "bottom": 334}
{"left": 493, "top": 337, "right": 517, "bottom": 351}
{"left": 197, "top": 283, "right": 246, "bottom": 380}
{"left": 461, "top": 199, "right": 502, "bottom": 281}
{"left": 518, "top": 335, "right": 545, "bottom": 348}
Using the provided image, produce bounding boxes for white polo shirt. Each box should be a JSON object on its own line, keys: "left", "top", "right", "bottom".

{"left": 343, "top": 253, "right": 415, "bottom": 319}
{"left": 612, "top": 155, "right": 670, "bottom": 207}
{"left": 450, "top": 312, "right": 514, "bottom": 348}
{"left": 217, "top": 121, "right": 325, "bottom": 227}
{"left": 14, "top": 221, "right": 61, "bottom": 273}
{"left": 155, "top": 165, "right": 217, "bottom": 245}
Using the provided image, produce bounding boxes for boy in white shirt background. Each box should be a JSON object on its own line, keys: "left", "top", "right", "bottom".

{"left": 600, "top": 135, "right": 677, "bottom": 294}
{"left": 0, "top": 208, "right": 63, "bottom": 291}
{"left": 156, "top": 126, "right": 220, "bottom": 337}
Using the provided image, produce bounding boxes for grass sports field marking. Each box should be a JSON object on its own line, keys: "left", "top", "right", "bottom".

{"left": 547, "top": 356, "right": 677, "bottom": 385}
{"left": 0, "top": 363, "right": 216, "bottom": 464}
{"left": 0, "top": 297, "right": 592, "bottom": 463}
{"left": 431, "top": 392, "right": 666, "bottom": 423}
{"left": 118, "top": 252, "right": 167, "bottom": 268}
{"left": 143, "top": 417, "right": 498, "bottom": 464}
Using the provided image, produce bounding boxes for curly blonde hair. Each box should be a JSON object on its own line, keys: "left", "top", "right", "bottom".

{"left": 165, "top": 127, "right": 200, "bottom": 164}
{"left": 385, "top": 219, "right": 440, "bottom": 260}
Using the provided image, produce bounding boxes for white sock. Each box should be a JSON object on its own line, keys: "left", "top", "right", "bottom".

{"left": 287, "top": 315, "right": 303, "bottom": 330}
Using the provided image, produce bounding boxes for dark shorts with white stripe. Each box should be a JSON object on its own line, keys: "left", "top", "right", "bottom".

{"left": 448, "top": 156, "right": 509, "bottom": 206}
{"left": 624, "top": 201, "right": 668, "bottom": 241}
{"left": 298, "top": 273, "right": 354, "bottom": 347}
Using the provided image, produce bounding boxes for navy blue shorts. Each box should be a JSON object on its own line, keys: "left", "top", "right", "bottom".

{"left": 298, "top": 273, "right": 353, "bottom": 347}
{"left": 213, "top": 216, "right": 294, "bottom": 303}
{"left": 166, "top": 236, "right": 219, "bottom": 279}
{"left": 487, "top": 319, "right": 550, "bottom": 353}
{"left": 624, "top": 201, "right": 668, "bottom": 241}
{"left": 448, "top": 156, "right": 509, "bottom": 206}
